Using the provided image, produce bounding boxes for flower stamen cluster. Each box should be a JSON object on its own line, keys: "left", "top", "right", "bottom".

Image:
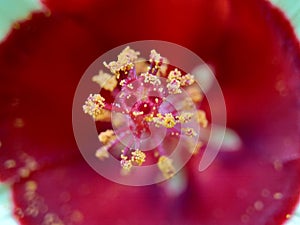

{"left": 83, "top": 47, "right": 208, "bottom": 178}
{"left": 83, "top": 94, "right": 106, "bottom": 120}
{"left": 166, "top": 68, "right": 195, "bottom": 94}
{"left": 120, "top": 149, "right": 146, "bottom": 174}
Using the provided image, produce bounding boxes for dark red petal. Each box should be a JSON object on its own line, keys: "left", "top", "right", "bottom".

{"left": 0, "top": 0, "right": 299, "bottom": 225}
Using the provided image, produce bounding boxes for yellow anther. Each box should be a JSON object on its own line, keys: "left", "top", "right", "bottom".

{"left": 196, "top": 110, "right": 208, "bottom": 128}
{"left": 162, "top": 113, "right": 176, "bottom": 128}
{"left": 98, "top": 129, "right": 116, "bottom": 145}
{"left": 95, "top": 146, "right": 110, "bottom": 160}
{"left": 134, "top": 59, "right": 148, "bottom": 74}
{"left": 104, "top": 46, "right": 140, "bottom": 77}
{"left": 182, "top": 127, "right": 197, "bottom": 137}
{"left": 120, "top": 155, "right": 133, "bottom": 174}
{"left": 131, "top": 150, "right": 146, "bottom": 166}
{"left": 176, "top": 112, "right": 193, "bottom": 123}
{"left": 180, "top": 73, "right": 195, "bottom": 86}
{"left": 186, "top": 85, "right": 203, "bottom": 103}
{"left": 167, "top": 79, "right": 182, "bottom": 94}
{"left": 152, "top": 113, "right": 176, "bottom": 128}
{"left": 149, "top": 50, "right": 163, "bottom": 64}
{"left": 95, "top": 109, "right": 111, "bottom": 122}
{"left": 127, "top": 83, "right": 134, "bottom": 89}
{"left": 141, "top": 72, "right": 161, "bottom": 85}
{"left": 187, "top": 141, "right": 203, "bottom": 155}
{"left": 92, "top": 70, "right": 118, "bottom": 92}
{"left": 168, "top": 68, "right": 182, "bottom": 81}
{"left": 132, "top": 111, "right": 144, "bottom": 116}
{"left": 119, "top": 79, "right": 126, "bottom": 86}
{"left": 83, "top": 94, "right": 105, "bottom": 120}
{"left": 144, "top": 114, "right": 154, "bottom": 122}
{"left": 157, "top": 156, "right": 176, "bottom": 179}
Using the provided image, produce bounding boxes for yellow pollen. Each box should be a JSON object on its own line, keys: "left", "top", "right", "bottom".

{"left": 104, "top": 46, "right": 140, "bottom": 76}
{"left": 196, "top": 110, "right": 208, "bottom": 128}
{"left": 157, "top": 156, "right": 176, "bottom": 179}
{"left": 120, "top": 154, "right": 133, "bottom": 174}
{"left": 182, "top": 127, "right": 197, "bottom": 137}
{"left": 186, "top": 85, "right": 204, "bottom": 103}
{"left": 149, "top": 50, "right": 163, "bottom": 64}
{"left": 180, "top": 73, "right": 195, "bottom": 86}
{"left": 83, "top": 94, "right": 106, "bottom": 120}
{"left": 163, "top": 114, "right": 176, "bottom": 128}
{"left": 141, "top": 72, "right": 161, "bottom": 85}
{"left": 144, "top": 114, "right": 154, "bottom": 122}
{"left": 127, "top": 83, "right": 134, "bottom": 89}
{"left": 95, "top": 109, "right": 111, "bottom": 122}
{"left": 166, "top": 79, "right": 181, "bottom": 94}
{"left": 95, "top": 146, "right": 110, "bottom": 160}
{"left": 92, "top": 70, "right": 117, "bottom": 92}
{"left": 131, "top": 150, "right": 146, "bottom": 166}
{"left": 132, "top": 111, "right": 144, "bottom": 116}
{"left": 152, "top": 113, "right": 177, "bottom": 128}
{"left": 98, "top": 129, "right": 116, "bottom": 145}
{"left": 168, "top": 68, "right": 182, "bottom": 81}
{"left": 176, "top": 112, "right": 193, "bottom": 123}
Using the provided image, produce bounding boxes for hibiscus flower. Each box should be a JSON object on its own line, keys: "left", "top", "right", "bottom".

{"left": 0, "top": 0, "right": 300, "bottom": 225}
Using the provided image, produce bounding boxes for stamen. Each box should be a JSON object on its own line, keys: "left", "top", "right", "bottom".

{"left": 83, "top": 47, "right": 208, "bottom": 179}
{"left": 152, "top": 113, "right": 177, "bottom": 128}
{"left": 158, "top": 156, "right": 176, "bottom": 179}
{"left": 104, "top": 46, "right": 140, "bottom": 78}
{"left": 83, "top": 94, "right": 106, "bottom": 120}
{"left": 92, "top": 70, "right": 118, "bottom": 92}
{"left": 167, "top": 79, "right": 182, "bottom": 94}
{"left": 120, "top": 149, "right": 133, "bottom": 174}
{"left": 94, "top": 109, "right": 111, "bottom": 122}
{"left": 98, "top": 129, "right": 116, "bottom": 145}
{"left": 149, "top": 50, "right": 166, "bottom": 75}
{"left": 95, "top": 146, "right": 109, "bottom": 160}
{"left": 141, "top": 72, "right": 161, "bottom": 85}
{"left": 180, "top": 73, "right": 195, "bottom": 86}
{"left": 162, "top": 113, "right": 176, "bottom": 128}
{"left": 186, "top": 85, "right": 204, "bottom": 103}
{"left": 176, "top": 112, "right": 193, "bottom": 123}
{"left": 131, "top": 149, "right": 146, "bottom": 166}
{"left": 167, "top": 68, "right": 182, "bottom": 81}
{"left": 196, "top": 110, "right": 208, "bottom": 128}
{"left": 167, "top": 69, "right": 195, "bottom": 86}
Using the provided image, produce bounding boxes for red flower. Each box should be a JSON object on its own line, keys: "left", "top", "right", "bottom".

{"left": 0, "top": 0, "right": 300, "bottom": 225}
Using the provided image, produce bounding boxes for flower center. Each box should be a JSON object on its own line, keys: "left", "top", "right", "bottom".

{"left": 83, "top": 47, "right": 208, "bottom": 178}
